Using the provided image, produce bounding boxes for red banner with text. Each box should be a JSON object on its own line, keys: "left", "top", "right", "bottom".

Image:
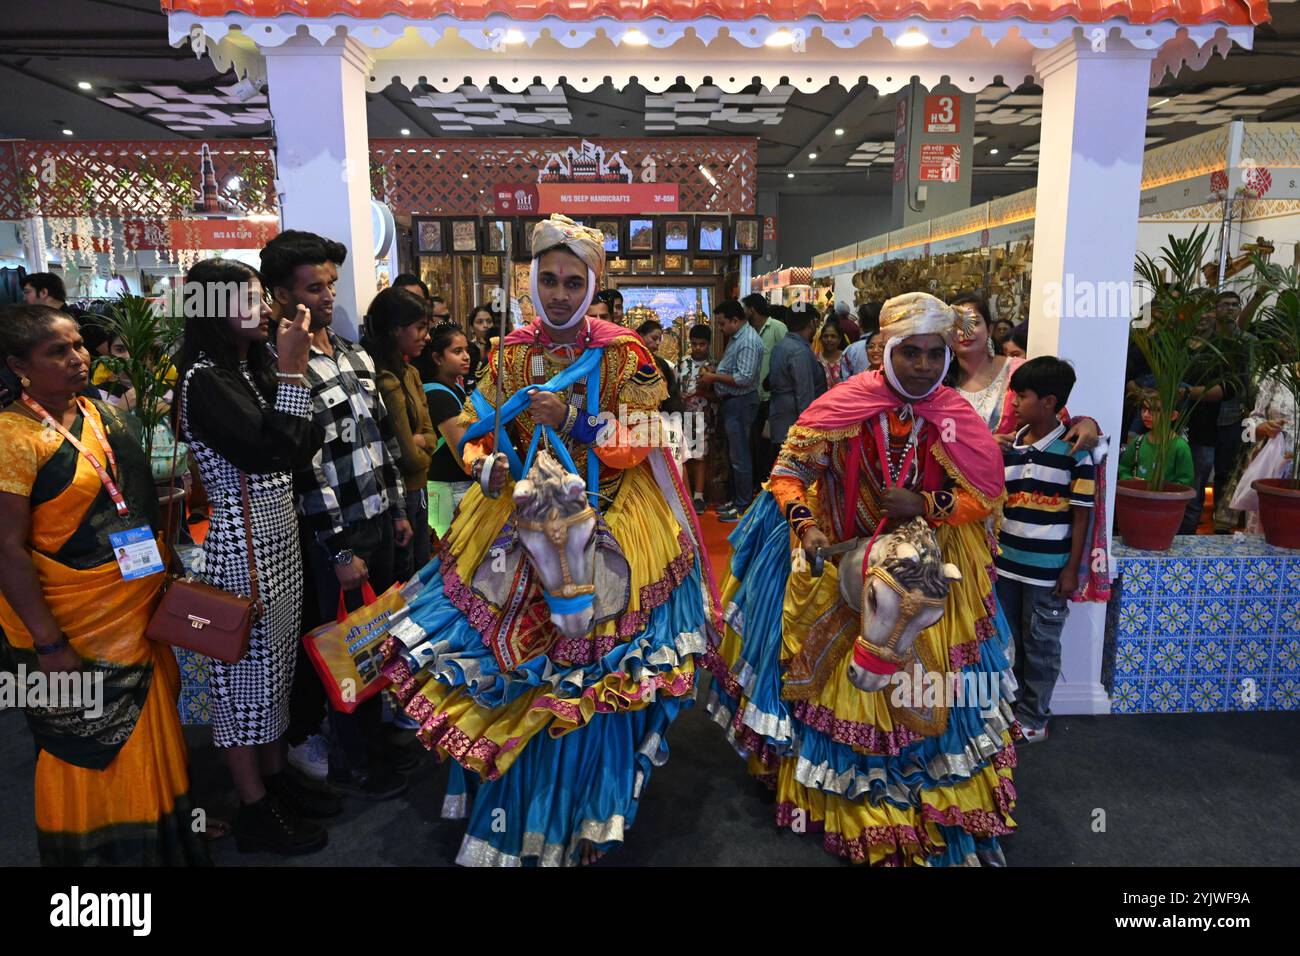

{"left": 494, "top": 183, "right": 679, "bottom": 215}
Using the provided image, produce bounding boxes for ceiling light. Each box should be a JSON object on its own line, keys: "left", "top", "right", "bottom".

{"left": 697, "top": 163, "right": 718, "bottom": 187}
{"left": 462, "top": 172, "right": 469, "bottom": 179}
{"left": 787, "top": 172, "right": 795, "bottom": 179}
{"left": 989, "top": 148, "right": 999, "bottom": 155}
{"left": 622, "top": 29, "right": 649, "bottom": 46}
{"left": 401, "top": 128, "right": 411, "bottom": 135}
{"left": 808, "top": 152, "right": 817, "bottom": 160}
{"left": 834, "top": 128, "right": 845, "bottom": 136}
{"left": 896, "top": 28, "right": 930, "bottom": 48}
{"left": 765, "top": 29, "right": 796, "bottom": 48}
{"left": 77, "top": 81, "right": 92, "bottom": 90}
{"left": 1153, "top": 97, "right": 1171, "bottom": 108}
{"left": 503, "top": 28, "right": 526, "bottom": 45}
{"left": 62, "top": 128, "right": 73, "bottom": 136}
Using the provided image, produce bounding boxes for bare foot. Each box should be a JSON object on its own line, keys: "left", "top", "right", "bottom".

{"left": 578, "top": 840, "right": 606, "bottom": 866}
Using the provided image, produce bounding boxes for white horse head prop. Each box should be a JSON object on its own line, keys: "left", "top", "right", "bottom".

{"left": 839, "top": 517, "right": 962, "bottom": 692}
{"left": 512, "top": 450, "right": 598, "bottom": 640}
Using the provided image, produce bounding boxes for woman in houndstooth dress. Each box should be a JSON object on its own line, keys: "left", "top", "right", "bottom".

{"left": 176, "top": 258, "right": 330, "bottom": 854}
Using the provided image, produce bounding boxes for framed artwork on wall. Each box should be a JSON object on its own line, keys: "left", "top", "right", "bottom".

{"left": 694, "top": 215, "right": 728, "bottom": 256}
{"left": 482, "top": 218, "right": 513, "bottom": 255}
{"left": 732, "top": 215, "right": 762, "bottom": 254}
{"left": 450, "top": 218, "right": 480, "bottom": 254}
{"left": 660, "top": 217, "right": 692, "bottom": 255}
{"left": 414, "top": 218, "right": 445, "bottom": 254}
{"left": 480, "top": 255, "right": 501, "bottom": 279}
{"left": 592, "top": 217, "right": 625, "bottom": 256}
{"left": 628, "top": 217, "right": 656, "bottom": 253}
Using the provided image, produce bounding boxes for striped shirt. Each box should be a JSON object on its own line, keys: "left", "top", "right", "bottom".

{"left": 714, "top": 322, "right": 763, "bottom": 398}
{"left": 996, "top": 423, "right": 1095, "bottom": 587}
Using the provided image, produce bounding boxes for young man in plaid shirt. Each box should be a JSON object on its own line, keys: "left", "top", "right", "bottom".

{"left": 262, "top": 235, "right": 414, "bottom": 800}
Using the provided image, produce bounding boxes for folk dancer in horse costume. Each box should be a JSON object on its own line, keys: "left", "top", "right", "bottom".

{"left": 377, "top": 214, "right": 723, "bottom": 865}
{"left": 704, "top": 292, "right": 1019, "bottom": 865}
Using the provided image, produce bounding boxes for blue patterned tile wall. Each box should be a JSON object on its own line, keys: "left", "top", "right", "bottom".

{"left": 1110, "top": 535, "right": 1300, "bottom": 713}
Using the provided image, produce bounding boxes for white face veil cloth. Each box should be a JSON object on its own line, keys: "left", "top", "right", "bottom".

{"left": 877, "top": 291, "right": 967, "bottom": 401}
{"left": 527, "top": 215, "right": 606, "bottom": 332}
{"left": 530, "top": 261, "right": 596, "bottom": 332}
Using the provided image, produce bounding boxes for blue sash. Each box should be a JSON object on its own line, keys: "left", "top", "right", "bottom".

{"left": 460, "top": 345, "right": 604, "bottom": 509}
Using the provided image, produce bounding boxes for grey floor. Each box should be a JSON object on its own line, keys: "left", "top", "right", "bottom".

{"left": 3, "top": 680, "right": 1298, "bottom": 867}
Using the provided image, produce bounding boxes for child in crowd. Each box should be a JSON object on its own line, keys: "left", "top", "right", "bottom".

{"left": 421, "top": 323, "right": 473, "bottom": 540}
{"left": 1118, "top": 393, "right": 1194, "bottom": 487}
{"left": 677, "top": 323, "right": 715, "bottom": 512}
{"left": 996, "top": 356, "right": 1096, "bottom": 744}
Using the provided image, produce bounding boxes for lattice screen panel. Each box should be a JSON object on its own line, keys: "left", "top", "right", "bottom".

{"left": 370, "top": 138, "right": 757, "bottom": 215}
{"left": 6, "top": 140, "right": 277, "bottom": 219}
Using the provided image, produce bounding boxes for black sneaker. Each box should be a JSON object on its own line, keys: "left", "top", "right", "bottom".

{"left": 716, "top": 506, "right": 742, "bottom": 523}
{"left": 328, "top": 763, "right": 409, "bottom": 800}
{"left": 371, "top": 734, "right": 424, "bottom": 772}
{"left": 692, "top": 496, "right": 707, "bottom": 513}
{"left": 234, "top": 793, "right": 328, "bottom": 856}
{"left": 264, "top": 770, "right": 343, "bottom": 819}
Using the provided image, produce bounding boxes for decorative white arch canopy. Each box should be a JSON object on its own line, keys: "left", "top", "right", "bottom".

{"left": 161, "top": 0, "right": 1271, "bottom": 718}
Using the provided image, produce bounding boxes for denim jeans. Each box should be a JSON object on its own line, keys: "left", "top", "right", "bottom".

{"left": 996, "top": 576, "right": 1070, "bottom": 731}
{"left": 1180, "top": 442, "right": 1217, "bottom": 534}
{"left": 720, "top": 391, "right": 759, "bottom": 509}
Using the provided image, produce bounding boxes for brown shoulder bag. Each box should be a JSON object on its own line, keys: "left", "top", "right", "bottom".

{"left": 145, "top": 387, "right": 260, "bottom": 664}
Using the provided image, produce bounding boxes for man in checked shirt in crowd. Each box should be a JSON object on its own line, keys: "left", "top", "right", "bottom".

{"left": 261, "top": 235, "right": 415, "bottom": 800}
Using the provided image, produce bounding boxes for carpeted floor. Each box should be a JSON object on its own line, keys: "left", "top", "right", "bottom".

{"left": 2, "top": 685, "right": 1297, "bottom": 867}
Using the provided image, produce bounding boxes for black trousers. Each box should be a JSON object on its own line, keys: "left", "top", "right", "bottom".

{"left": 749, "top": 399, "right": 777, "bottom": 489}
{"left": 293, "top": 516, "right": 396, "bottom": 770}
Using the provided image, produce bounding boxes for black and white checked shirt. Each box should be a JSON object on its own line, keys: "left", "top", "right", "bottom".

{"left": 295, "top": 330, "right": 406, "bottom": 549}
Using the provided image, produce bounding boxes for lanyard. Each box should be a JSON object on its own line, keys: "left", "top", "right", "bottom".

{"left": 21, "top": 395, "right": 129, "bottom": 518}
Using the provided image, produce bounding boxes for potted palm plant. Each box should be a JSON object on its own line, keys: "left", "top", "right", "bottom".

{"left": 98, "top": 294, "right": 188, "bottom": 540}
{"left": 1243, "top": 258, "right": 1300, "bottom": 547}
{"left": 1119, "top": 227, "right": 1241, "bottom": 550}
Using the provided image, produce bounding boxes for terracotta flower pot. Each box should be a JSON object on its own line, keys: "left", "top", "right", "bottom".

{"left": 1253, "top": 478, "right": 1300, "bottom": 549}
{"left": 1115, "top": 479, "right": 1196, "bottom": 551}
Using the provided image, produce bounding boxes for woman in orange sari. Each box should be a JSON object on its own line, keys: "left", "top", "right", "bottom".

{"left": 0, "top": 305, "right": 208, "bottom": 866}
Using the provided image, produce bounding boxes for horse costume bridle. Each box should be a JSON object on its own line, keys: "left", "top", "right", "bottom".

{"left": 513, "top": 505, "right": 599, "bottom": 603}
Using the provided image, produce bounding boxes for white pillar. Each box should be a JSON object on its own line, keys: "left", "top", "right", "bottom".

{"left": 22, "top": 217, "right": 48, "bottom": 273}
{"left": 1026, "top": 36, "right": 1156, "bottom": 716}
{"left": 264, "top": 36, "right": 376, "bottom": 340}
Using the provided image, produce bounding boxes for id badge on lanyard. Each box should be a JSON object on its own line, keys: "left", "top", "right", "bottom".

{"left": 22, "top": 395, "right": 164, "bottom": 579}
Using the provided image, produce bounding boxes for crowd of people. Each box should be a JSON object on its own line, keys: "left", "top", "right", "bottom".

{"left": 0, "top": 218, "right": 1290, "bottom": 868}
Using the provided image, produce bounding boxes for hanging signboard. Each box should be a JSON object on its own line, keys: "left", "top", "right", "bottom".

{"left": 123, "top": 219, "right": 279, "bottom": 250}
{"left": 494, "top": 182, "right": 679, "bottom": 214}
{"left": 763, "top": 215, "right": 778, "bottom": 241}
{"left": 925, "top": 95, "right": 960, "bottom": 134}
{"left": 919, "top": 144, "right": 961, "bottom": 182}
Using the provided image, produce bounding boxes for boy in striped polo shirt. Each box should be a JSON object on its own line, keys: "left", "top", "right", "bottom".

{"left": 996, "top": 356, "right": 1095, "bottom": 743}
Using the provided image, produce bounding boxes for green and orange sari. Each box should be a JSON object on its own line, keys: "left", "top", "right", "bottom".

{"left": 0, "top": 398, "right": 209, "bottom": 865}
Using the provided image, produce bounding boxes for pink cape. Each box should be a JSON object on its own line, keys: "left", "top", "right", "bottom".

{"left": 794, "top": 369, "right": 1005, "bottom": 501}
{"left": 504, "top": 317, "right": 635, "bottom": 349}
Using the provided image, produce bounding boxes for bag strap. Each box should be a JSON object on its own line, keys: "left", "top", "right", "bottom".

{"left": 161, "top": 389, "right": 184, "bottom": 568}
{"left": 240, "top": 471, "right": 261, "bottom": 616}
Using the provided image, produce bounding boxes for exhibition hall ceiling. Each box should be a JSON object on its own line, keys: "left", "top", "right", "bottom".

{"left": 4, "top": 0, "right": 1300, "bottom": 198}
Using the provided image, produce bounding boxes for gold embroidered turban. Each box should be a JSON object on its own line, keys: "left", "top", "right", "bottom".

{"left": 530, "top": 213, "right": 606, "bottom": 276}
{"left": 879, "top": 291, "right": 968, "bottom": 344}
